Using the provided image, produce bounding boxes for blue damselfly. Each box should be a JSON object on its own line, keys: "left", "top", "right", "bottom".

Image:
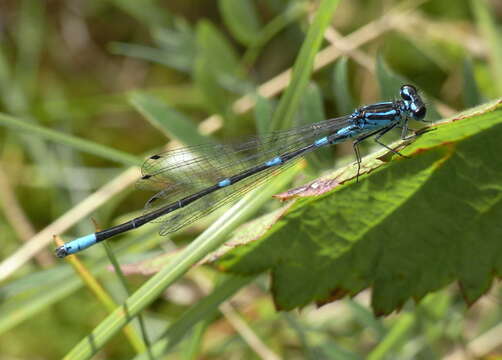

{"left": 55, "top": 85, "right": 427, "bottom": 258}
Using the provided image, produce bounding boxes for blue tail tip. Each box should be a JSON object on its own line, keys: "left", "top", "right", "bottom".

{"left": 55, "top": 233, "right": 97, "bottom": 258}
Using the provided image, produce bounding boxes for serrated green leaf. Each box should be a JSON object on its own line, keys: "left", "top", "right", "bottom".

{"left": 219, "top": 0, "right": 261, "bottom": 46}
{"left": 217, "top": 100, "right": 502, "bottom": 315}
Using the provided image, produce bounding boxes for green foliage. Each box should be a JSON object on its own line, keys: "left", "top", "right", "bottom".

{"left": 219, "top": 0, "right": 262, "bottom": 46}
{"left": 217, "top": 101, "right": 502, "bottom": 315}
{"left": 194, "top": 21, "right": 241, "bottom": 116}
{"left": 0, "top": 112, "right": 141, "bottom": 166}
{"left": 333, "top": 57, "right": 355, "bottom": 115}
{"left": 129, "top": 92, "right": 212, "bottom": 146}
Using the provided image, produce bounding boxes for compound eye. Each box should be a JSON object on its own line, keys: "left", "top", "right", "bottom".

{"left": 400, "top": 84, "right": 417, "bottom": 101}
{"left": 414, "top": 106, "right": 426, "bottom": 120}
{"left": 401, "top": 92, "right": 411, "bottom": 101}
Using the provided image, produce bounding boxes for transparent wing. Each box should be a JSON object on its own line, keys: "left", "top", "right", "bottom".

{"left": 154, "top": 159, "right": 302, "bottom": 234}
{"left": 137, "top": 115, "right": 352, "bottom": 191}
{"left": 137, "top": 115, "right": 352, "bottom": 233}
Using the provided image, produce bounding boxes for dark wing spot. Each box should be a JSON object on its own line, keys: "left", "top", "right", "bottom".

{"left": 150, "top": 154, "right": 162, "bottom": 160}
{"left": 141, "top": 174, "right": 152, "bottom": 180}
{"left": 147, "top": 196, "right": 160, "bottom": 205}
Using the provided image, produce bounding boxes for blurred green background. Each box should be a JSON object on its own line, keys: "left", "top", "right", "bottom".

{"left": 0, "top": 0, "right": 501, "bottom": 359}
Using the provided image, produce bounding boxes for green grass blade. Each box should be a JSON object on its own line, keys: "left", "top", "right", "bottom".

{"left": 463, "top": 58, "right": 483, "bottom": 107}
{"left": 0, "top": 274, "right": 82, "bottom": 334}
{"left": 0, "top": 112, "right": 141, "bottom": 166}
{"left": 110, "top": 20, "right": 196, "bottom": 73}
{"left": 269, "top": 0, "right": 341, "bottom": 131}
{"left": 109, "top": 43, "right": 188, "bottom": 72}
{"left": 194, "top": 21, "right": 240, "bottom": 115}
{"left": 132, "top": 274, "right": 253, "bottom": 360}
{"left": 347, "top": 300, "right": 386, "bottom": 340}
{"left": 333, "top": 57, "right": 355, "bottom": 115}
{"left": 367, "top": 313, "right": 415, "bottom": 360}
{"left": 219, "top": 0, "right": 261, "bottom": 46}
{"left": 108, "top": 0, "right": 170, "bottom": 27}
{"left": 470, "top": 0, "right": 502, "bottom": 95}
{"left": 254, "top": 95, "right": 274, "bottom": 135}
{"left": 129, "top": 92, "right": 213, "bottom": 146}
{"left": 242, "top": 2, "right": 308, "bottom": 67}
{"left": 14, "top": 0, "right": 45, "bottom": 100}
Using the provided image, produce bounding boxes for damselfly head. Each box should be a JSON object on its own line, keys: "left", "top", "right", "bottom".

{"left": 400, "top": 84, "right": 426, "bottom": 121}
